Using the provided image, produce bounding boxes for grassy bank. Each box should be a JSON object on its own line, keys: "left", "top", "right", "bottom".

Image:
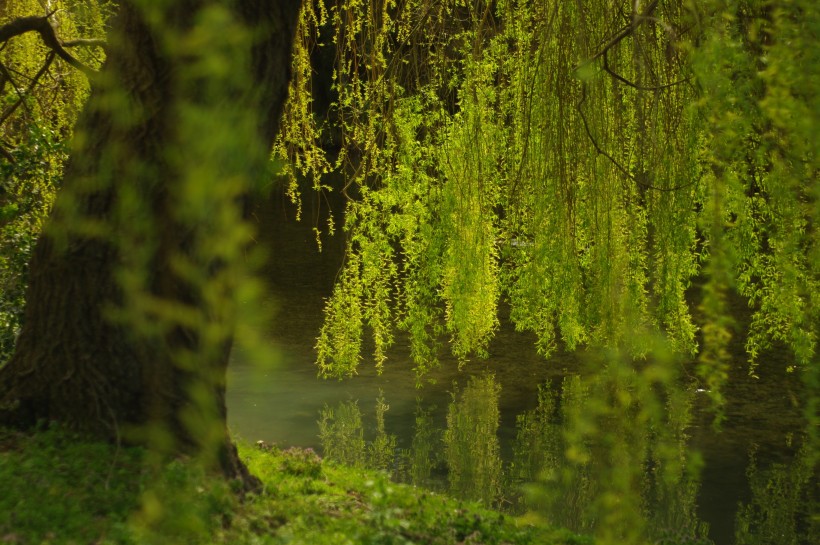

{"left": 0, "top": 426, "right": 588, "bottom": 544}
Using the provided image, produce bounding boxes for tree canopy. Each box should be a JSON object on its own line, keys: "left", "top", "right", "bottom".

{"left": 0, "top": 2, "right": 815, "bottom": 542}
{"left": 273, "top": 0, "right": 818, "bottom": 415}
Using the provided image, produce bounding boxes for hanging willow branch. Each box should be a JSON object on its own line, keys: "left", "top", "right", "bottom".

{"left": 573, "top": 0, "right": 696, "bottom": 194}
{"left": 581, "top": 0, "right": 660, "bottom": 67}
{"left": 576, "top": 82, "right": 697, "bottom": 194}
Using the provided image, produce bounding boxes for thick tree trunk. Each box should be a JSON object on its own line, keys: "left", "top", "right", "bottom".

{"left": 0, "top": 0, "right": 302, "bottom": 483}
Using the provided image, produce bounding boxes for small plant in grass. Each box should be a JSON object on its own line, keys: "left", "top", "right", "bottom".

{"left": 280, "top": 446, "right": 323, "bottom": 478}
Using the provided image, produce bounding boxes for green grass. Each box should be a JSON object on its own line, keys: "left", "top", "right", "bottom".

{"left": 0, "top": 426, "right": 589, "bottom": 545}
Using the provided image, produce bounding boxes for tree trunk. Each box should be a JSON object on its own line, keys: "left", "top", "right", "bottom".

{"left": 0, "top": 0, "right": 302, "bottom": 484}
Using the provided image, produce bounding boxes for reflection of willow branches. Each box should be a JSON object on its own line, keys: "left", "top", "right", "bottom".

{"left": 519, "top": 356, "right": 712, "bottom": 545}
{"left": 735, "top": 441, "right": 818, "bottom": 545}
{"left": 443, "top": 375, "right": 502, "bottom": 504}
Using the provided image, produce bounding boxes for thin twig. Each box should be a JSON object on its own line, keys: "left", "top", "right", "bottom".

{"left": 576, "top": 83, "right": 696, "bottom": 193}
{"left": 62, "top": 38, "right": 106, "bottom": 48}
{"left": 0, "top": 52, "right": 56, "bottom": 128}
{"left": 0, "top": 142, "right": 14, "bottom": 163}
{"left": 579, "top": 0, "right": 660, "bottom": 69}
{"left": 577, "top": 84, "right": 632, "bottom": 182}
{"left": 0, "top": 62, "right": 33, "bottom": 120}
{"left": 603, "top": 50, "right": 691, "bottom": 91}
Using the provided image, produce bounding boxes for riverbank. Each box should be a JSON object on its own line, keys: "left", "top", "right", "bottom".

{"left": 0, "top": 426, "right": 588, "bottom": 544}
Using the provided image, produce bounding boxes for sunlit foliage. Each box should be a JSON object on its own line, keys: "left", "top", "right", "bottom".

{"left": 691, "top": 0, "right": 819, "bottom": 423}
{"left": 1, "top": 0, "right": 816, "bottom": 540}
{"left": 295, "top": 1, "right": 816, "bottom": 414}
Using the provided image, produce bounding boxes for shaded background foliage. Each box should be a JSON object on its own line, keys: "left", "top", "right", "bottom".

{"left": 0, "top": 0, "right": 111, "bottom": 361}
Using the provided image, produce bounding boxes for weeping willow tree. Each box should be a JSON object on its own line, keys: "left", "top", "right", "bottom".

{"left": 288, "top": 0, "right": 816, "bottom": 420}
{"left": 282, "top": 2, "right": 817, "bottom": 538}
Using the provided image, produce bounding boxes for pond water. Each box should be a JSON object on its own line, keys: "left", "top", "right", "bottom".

{"left": 227, "top": 190, "right": 815, "bottom": 545}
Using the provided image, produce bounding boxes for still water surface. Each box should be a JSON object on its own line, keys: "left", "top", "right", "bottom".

{"left": 227, "top": 192, "right": 813, "bottom": 545}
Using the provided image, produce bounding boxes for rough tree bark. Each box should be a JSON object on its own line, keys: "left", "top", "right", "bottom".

{"left": 0, "top": 0, "right": 303, "bottom": 483}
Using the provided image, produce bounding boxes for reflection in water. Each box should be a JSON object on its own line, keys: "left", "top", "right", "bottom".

{"left": 544, "top": 352, "right": 711, "bottom": 545}
{"left": 535, "top": 374, "right": 596, "bottom": 534}
{"left": 510, "top": 381, "right": 560, "bottom": 498}
{"left": 735, "top": 441, "right": 818, "bottom": 545}
{"left": 443, "top": 375, "right": 503, "bottom": 504}
{"left": 317, "top": 399, "right": 366, "bottom": 468}
{"left": 317, "top": 392, "right": 398, "bottom": 473}
{"left": 317, "top": 363, "right": 713, "bottom": 545}
{"left": 403, "top": 402, "right": 438, "bottom": 488}
{"left": 368, "top": 391, "right": 397, "bottom": 472}
{"left": 285, "top": 365, "right": 817, "bottom": 545}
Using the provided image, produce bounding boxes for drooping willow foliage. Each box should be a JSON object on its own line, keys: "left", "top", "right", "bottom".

{"left": 278, "top": 1, "right": 816, "bottom": 404}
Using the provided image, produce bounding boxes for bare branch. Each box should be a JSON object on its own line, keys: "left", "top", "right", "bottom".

{"left": 0, "top": 62, "right": 33, "bottom": 119}
{"left": 0, "top": 142, "right": 14, "bottom": 163}
{"left": 577, "top": 0, "right": 659, "bottom": 70}
{"left": 0, "top": 16, "right": 96, "bottom": 76}
{"left": 63, "top": 38, "right": 106, "bottom": 48}
{"left": 577, "top": 84, "right": 632, "bottom": 184}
